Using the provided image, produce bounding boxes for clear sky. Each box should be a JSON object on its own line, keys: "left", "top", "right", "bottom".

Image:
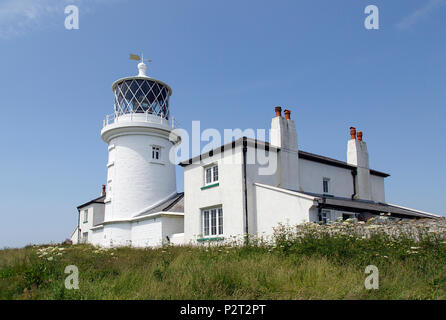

{"left": 0, "top": 0, "right": 445, "bottom": 248}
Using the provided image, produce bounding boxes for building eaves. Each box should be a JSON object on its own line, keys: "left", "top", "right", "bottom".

{"left": 77, "top": 195, "right": 106, "bottom": 210}
{"left": 179, "top": 137, "right": 390, "bottom": 178}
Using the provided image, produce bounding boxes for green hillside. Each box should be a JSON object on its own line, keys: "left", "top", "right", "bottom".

{"left": 1, "top": 219, "right": 445, "bottom": 300}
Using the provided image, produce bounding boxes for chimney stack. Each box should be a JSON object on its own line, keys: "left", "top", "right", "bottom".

{"left": 102, "top": 184, "right": 106, "bottom": 196}
{"left": 270, "top": 107, "right": 300, "bottom": 191}
{"left": 347, "top": 126, "right": 371, "bottom": 201}
{"left": 350, "top": 127, "right": 356, "bottom": 140}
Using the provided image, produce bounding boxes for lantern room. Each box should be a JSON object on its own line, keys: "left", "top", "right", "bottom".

{"left": 111, "top": 62, "right": 172, "bottom": 120}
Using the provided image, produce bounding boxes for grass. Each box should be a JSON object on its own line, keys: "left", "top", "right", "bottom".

{"left": 1, "top": 219, "right": 445, "bottom": 300}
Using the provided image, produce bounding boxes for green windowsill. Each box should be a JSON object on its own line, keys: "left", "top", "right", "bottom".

{"left": 200, "top": 183, "right": 219, "bottom": 190}
{"left": 197, "top": 237, "right": 225, "bottom": 242}
{"left": 83, "top": 221, "right": 88, "bottom": 224}
{"left": 323, "top": 193, "right": 334, "bottom": 197}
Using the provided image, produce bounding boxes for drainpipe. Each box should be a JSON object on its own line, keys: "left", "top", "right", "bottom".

{"left": 242, "top": 137, "right": 249, "bottom": 244}
{"left": 351, "top": 169, "right": 357, "bottom": 200}
{"left": 77, "top": 208, "right": 81, "bottom": 244}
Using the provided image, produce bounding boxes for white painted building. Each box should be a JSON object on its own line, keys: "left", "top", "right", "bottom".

{"left": 71, "top": 64, "right": 440, "bottom": 247}
{"left": 180, "top": 107, "right": 440, "bottom": 244}
{"left": 72, "top": 60, "right": 185, "bottom": 247}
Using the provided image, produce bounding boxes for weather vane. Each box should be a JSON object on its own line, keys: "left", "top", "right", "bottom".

{"left": 129, "top": 53, "right": 152, "bottom": 64}
{"left": 130, "top": 53, "right": 151, "bottom": 76}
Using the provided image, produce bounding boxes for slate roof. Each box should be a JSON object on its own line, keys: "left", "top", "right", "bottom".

{"left": 179, "top": 137, "right": 390, "bottom": 177}
{"left": 134, "top": 192, "right": 184, "bottom": 217}
{"left": 296, "top": 191, "right": 439, "bottom": 219}
{"left": 77, "top": 195, "right": 105, "bottom": 210}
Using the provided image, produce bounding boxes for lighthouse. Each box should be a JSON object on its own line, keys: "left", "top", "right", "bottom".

{"left": 72, "top": 58, "right": 439, "bottom": 247}
{"left": 90, "top": 56, "right": 184, "bottom": 247}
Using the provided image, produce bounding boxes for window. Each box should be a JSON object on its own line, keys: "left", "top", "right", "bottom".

{"left": 202, "top": 207, "right": 223, "bottom": 236}
{"left": 320, "top": 209, "right": 331, "bottom": 224}
{"left": 152, "top": 146, "right": 161, "bottom": 160}
{"left": 323, "top": 178, "right": 330, "bottom": 194}
{"left": 82, "top": 232, "right": 88, "bottom": 243}
{"left": 205, "top": 164, "right": 218, "bottom": 185}
{"left": 83, "top": 210, "right": 88, "bottom": 223}
{"left": 343, "top": 213, "right": 355, "bottom": 220}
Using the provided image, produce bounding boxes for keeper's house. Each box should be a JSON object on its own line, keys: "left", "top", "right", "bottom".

{"left": 71, "top": 63, "right": 440, "bottom": 247}
{"left": 180, "top": 107, "right": 439, "bottom": 244}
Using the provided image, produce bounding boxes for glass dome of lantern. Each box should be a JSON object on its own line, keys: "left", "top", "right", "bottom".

{"left": 111, "top": 54, "right": 173, "bottom": 120}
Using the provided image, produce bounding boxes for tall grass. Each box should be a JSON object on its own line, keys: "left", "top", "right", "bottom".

{"left": 1, "top": 218, "right": 445, "bottom": 300}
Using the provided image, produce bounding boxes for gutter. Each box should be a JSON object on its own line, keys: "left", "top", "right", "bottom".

{"left": 242, "top": 137, "right": 249, "bottom": 243}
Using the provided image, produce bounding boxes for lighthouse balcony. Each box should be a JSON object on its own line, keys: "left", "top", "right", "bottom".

{"left": 103, "top": 112, "right": 179, "bottom": 129}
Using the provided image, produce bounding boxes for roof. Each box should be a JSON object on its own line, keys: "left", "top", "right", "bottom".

{"left": 179, "top": 136, "right": 390, "bottom": 177}
{"left": 298, "top": 150, "right": 389, "bottom": 177}
{"left": 112, "top": 76, "right": 172, "bottom": 96}
{"left": 89, "top": 193, "right": 184, "bottom": 227}
{"left": 77, "top": 195, "right": 105, "bottom": 210}
{"left": 298, "top": 191, "right": 439, "bottom": 219}
{"left": 179, "top": 137, "right": 279, "bottom": 167}
{"left": 134, "top": 192, "right": 184, "bottom": 217}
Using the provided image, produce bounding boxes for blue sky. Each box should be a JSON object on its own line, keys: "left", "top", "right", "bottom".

{"left": 0, "top": 0, "right": 445, "bottom": 248}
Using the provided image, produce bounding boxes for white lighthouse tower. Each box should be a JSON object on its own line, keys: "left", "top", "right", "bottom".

{"left": 92, "top": 56, "right": 184, "bottom": 247}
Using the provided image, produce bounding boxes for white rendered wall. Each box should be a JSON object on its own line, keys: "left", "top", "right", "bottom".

{"left": 131, "top": 218, "right": 163, "bottom": 247}
{"left": 76, "top": 202, "right": 105, "bottom": 244}
{"left": 254, "top": 184, "right": 316, "bottom": 237}
{"left": 162, "top": 216, "right": 185, "bottom": 241}
{"left": 91, "top": 227, "right": 103, "bottom": 246}
{"left": 245, "top": 147, "right": 280, "bottom": 235}
{"left": 183, "top": 147, "right": 245, "bottom": 243}
{"left": 270, "top": 116, "right": 300, "bottom": 191}
{"left": 91, "top": 214, "right": 184, "bottom": 247}
{"left": 102, "top": 223, "right": 132, "bottom": 247}
{"left": 347, "top": 139, "right": 372, "bottom": 200}
{"left": 170, "top": 233, "right": 185, "bottom": 245}
{"left": 299, "top": 159, "right": 354, "bottom": 198}
{"left": 370, "top": 174, "right": 385, "bottom": 202}
{"left": 183, "top": 143, "right": 387, "bottom": 243}
{"left": 70, "top": 227, "right": 79, "bottom": 244}
{"left": 102, "top": 117, "right": 177, "bottom": 221}
{"left": 92, "top": 203, "right": 105, "bottom": 226}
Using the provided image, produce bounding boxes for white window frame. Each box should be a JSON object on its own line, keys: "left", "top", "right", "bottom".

{"left": 83, "top": 209, "right": 88, "bottom": 223}
{"left": 323, "top": 177, "right": 330, "bottom": 194}
{"left": 201, "top": 207, "right": 223, "bottom": 237}
{"left": 204, "top": 164, "right": 218, "bottom": 186}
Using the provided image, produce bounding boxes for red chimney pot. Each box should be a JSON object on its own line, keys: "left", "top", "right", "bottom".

{"left": 357, "top": 131, "right": 363, "bottom": 141}
{"left": 275, "top": 106, "right": 282, "bottom": 117}
{"left": 350, "top": 127, "right": 356, "bottom": 140}
{"left": 102, "top": 184, "right": 106, "bottom": 196}
{"left": 284, "top": 109, "right": 291, "bottom": 120}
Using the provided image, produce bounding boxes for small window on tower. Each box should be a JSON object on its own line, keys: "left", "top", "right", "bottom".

{"left": 152, "top": 146, "right": 161, "bottom": 160}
